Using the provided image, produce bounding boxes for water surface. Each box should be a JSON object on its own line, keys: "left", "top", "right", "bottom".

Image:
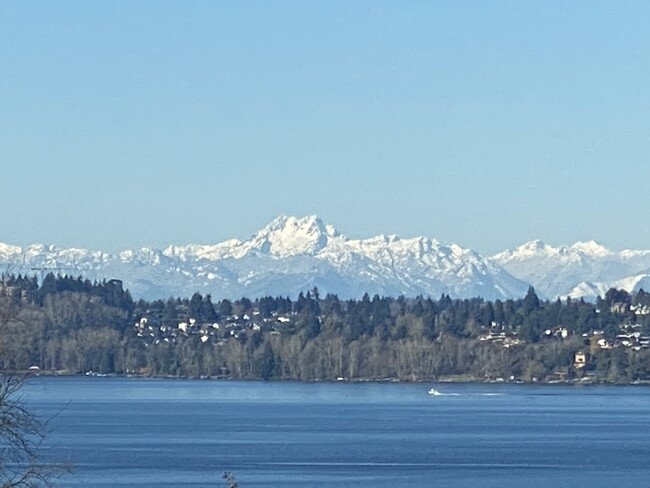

{"left": 24, "top": 377, "right": 650, "bottom": 487}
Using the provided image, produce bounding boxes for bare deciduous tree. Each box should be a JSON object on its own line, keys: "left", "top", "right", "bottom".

{"left": 0, "top": 374, "right": 66, "bottom": 488}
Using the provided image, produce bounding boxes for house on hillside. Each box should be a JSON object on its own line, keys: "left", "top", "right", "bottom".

{"left": 573, "top": 351, "right": 587, "bottom": 369}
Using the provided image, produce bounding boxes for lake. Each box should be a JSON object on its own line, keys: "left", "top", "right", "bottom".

{"left": 23, "top": 377, "right": 650, "bottom": 487}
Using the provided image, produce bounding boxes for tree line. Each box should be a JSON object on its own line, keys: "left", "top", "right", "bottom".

{"left": 1, "top": 273, "right": 650, "bottom": 383}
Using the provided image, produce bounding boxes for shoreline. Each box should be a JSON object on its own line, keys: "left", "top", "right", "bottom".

{"left": 15, "top": 369, "right": 650, "bottom": 386}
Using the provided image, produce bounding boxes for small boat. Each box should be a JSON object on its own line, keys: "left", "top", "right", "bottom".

{"left": 428, "top": 388, "right": 442, "bottom": 396}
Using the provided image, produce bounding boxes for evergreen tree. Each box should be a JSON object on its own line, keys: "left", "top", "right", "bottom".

{"left": 200, "top": 295, "right": 218, "bottom": 322}
{"left": 189, "top": 292, "right": 203, "bottom": 320}
{"left": 219, "top": 299, "right": 233, "bottom": 317}
{"left": 523, "top": 287, "right": 541, "bottom": 314}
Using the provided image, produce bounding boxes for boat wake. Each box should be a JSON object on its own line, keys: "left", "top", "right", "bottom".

{"left": 428, "top": 388, "right": 503, "bottom": 397}
{"left": 428, "top": 388, "right": 458, "bottom": 396}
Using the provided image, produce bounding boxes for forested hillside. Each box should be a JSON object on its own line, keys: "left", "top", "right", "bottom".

{"left": 1, "top": 274, "right": 650, "bottom": 383}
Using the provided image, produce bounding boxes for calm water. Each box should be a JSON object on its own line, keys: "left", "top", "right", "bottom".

{"left": 23, "top": 377, "right": 650, "bottom": 488}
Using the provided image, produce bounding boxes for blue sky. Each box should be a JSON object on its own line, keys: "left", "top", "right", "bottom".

{"left": 1, "top": 1, "right": 649, "bottom": 254}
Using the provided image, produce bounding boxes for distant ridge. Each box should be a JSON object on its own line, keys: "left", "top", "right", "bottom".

{"left": 491, "top": 240, "right": 650, "bottom": 300}
{"left": 2, "top": 215, "right": 650, "bottom": 300}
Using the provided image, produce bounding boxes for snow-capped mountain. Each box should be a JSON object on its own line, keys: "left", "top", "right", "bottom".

{"left": 0, "top": 215, "right": 529, "bottom": 300}
{"left": 5, "top": 216, "right": 650, "bottom": 301}
{"left": 492, "top": 240, "right": 650, "bottom": 299}
{"left": 564, "top": 274, "right": 650, "bottom": 302}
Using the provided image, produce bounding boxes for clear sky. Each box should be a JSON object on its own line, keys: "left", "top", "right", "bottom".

{"left": 1, "top": 1, "right": 649, "bottom": 255}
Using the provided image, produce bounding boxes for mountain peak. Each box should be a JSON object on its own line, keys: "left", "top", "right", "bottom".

{"left": 495, "top": 239, "right": 612, "bottom": 263}
{"left": 262, "top": 215, "right": 335, "bottom": 235}
{"left": 570, "top": 240, "right": 610, "bottom": 257}
{"left": 250, "top": 215, "right": 342, "bottom": 257}
{"left": 492, "top": 239, "right": 552, "bottom": 262}
{"left": 0, "top": 242, "right": 22, "bottom": 258}
{"left": 517, "top": 239, "right": 548, "bottom": 254}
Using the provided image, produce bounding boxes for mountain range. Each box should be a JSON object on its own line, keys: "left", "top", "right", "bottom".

{"left": 2, "top": 215, "right": 650, "bottom": 301}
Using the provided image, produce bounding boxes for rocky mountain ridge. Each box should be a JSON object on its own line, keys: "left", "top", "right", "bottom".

{"left": 2, "top": 216, "right": 649, "bottom": 301}
{"left": 491, "top": 239, "right": 650, "bottom": 300}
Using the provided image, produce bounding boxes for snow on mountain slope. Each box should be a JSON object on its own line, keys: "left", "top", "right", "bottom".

{"left": 492, "top": 240, "right": 650, "bottom": 299}
{"left": 5, "top": 220, "right": 650, "bottom": 301}
{"left": 566, "top": 274, "right": 650, "bottom": 302}
{"left": 0, "top": 243, "right": 22, "bottom": 260}
{"left": 0, "top": 216, "right": 528, "bottom": 300}
{"left": 163, "top": 215, "right": 343, "bottom": 260}
{"left": 163, "top": 216, "right": 529, "bottom": 300}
